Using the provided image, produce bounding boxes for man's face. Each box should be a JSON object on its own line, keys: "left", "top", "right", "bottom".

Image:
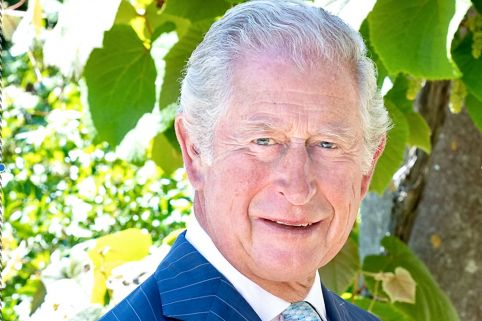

{"left": 185, "top": 54, "right": 375, "bottom": 288}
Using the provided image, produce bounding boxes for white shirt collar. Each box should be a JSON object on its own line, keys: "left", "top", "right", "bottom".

{"left": 185, "top": 215, "right": 327, "bottom": 321}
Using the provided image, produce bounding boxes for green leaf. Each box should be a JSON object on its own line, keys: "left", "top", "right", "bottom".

{"left": 359, "top": 19, "right": 388, "bottom": 88}
{"left": 363, "top": 236, "right": 460, "bottom": 321}
{"left": 384, "top": 75, "right": 414, "bottom": 113}
{"left": 161, "top": 0, "right": 230, "bottom": 22}
{"left": 354, "top": 297, "right": 414, "bottom": 321}
{"left": 370, "top": 103, "right": 409, "bottom": 193}
{"left": 472, "top": 0, "right": 482, "bottom": 13}
{"left": 88, "top": 228, "right": 152, "bottom": 304}
{"left": 159, "top": 20, "right": 212, "bottom": 110}
{"left": 84, "top": 25, "right": 157, "bottom": 146}
{"left": 405, "top": 112, "right": 431, "bottom": 153}
{"left": 453, "top": 33, "right": 482, "bottom": 102}
{"left": 114, "top": 0, "right": 138, "bottom": 25}
{"left": 466, "top": 93, "right": 482, "bottom": 132}
{"left": 151, "top": 132, "right": 183, "bottom": 175}
{"left": 367, "top": 0, "right": 461, "bottom": 79}
{"left": 374, "top": 267, "right": 417, "bottom": 304}
{"left": 318, "top": 238, "right": 360, "bottom": 294}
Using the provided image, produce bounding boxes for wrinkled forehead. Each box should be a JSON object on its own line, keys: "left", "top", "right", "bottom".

{"left": 215, "top": 53, "right": 363, "bottom": 137}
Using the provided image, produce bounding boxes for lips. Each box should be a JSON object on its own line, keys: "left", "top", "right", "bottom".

{"left": 274, "top": 220, "right": 313, "bottom": 227}
{"left": 260, "top": 218, "right": 321, "bottom": 231}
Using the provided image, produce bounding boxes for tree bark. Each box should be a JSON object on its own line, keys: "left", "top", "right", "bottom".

{"left": 363, "top": 80, "right": 482, "bottom": 320}
{"left": 408, "top": 107, "right": 482, "bottom": 321}
{"left": 389, "top": 81, "right": 450, "bottom": 242}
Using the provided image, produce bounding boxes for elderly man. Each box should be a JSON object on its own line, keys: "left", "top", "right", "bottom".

{"left": 100, "top": 0, "right": 390, "bottom": 320}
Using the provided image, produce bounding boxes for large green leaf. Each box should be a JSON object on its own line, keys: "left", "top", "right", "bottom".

{"left": 363, "top": 236, "right": 460, "bottom": 321}
{"left": 159, "top": 20, "right": 212, "bottom": 110}
{"left": 354, "top": 297, "right": 414, "bottom": 321}
{"left": 359, "top": 20, "right": 388, "bottom": 88}
{"left": 84, "top": 25, "right": 157, "bottom": 146}
{"left": 318, "top": 238, "right": 360, "bottom": 294}
{"left": 384, "top": 76, "right": 414, "bottom": 113}
{"left": 370, "top": 103, "right": 409, "bottom": 193}
{"left": 466, "top": 93, "right": 482, "bottom": 132}
{"left": 384, "top": 76, "right": 431, "bottom": 152}
{"left": 367, "top": 0, "right": 461, "bottom": 79}
{"left": 161, "top": 0, "right": 230, "bottom": 22}
{"left": 453, "top": 33, "right": 482, "bottom": 102}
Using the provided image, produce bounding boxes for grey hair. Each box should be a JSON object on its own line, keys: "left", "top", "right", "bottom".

{"left": 179, "top": 0, "right": 391, "bottom": 173}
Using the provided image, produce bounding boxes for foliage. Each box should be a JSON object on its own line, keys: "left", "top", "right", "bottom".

{"left": 1, "top": 46, "right": 191, "bottom": 320}
{"left": 4, "top": 0, "right": 482, "bottom": 320}
{"left": 319, "top": 236, "right": 459, "bottom": 321}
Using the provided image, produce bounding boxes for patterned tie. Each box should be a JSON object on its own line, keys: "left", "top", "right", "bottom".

{"left": 281, "top": 301, "right": 321, "bottom": 321}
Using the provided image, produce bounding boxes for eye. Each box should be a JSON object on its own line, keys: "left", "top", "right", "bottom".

{"left": 253, "top": 138, "right": 275, "bottom": 146}
{"left": 318, "top": 141, "right": 337, "bottom": 149}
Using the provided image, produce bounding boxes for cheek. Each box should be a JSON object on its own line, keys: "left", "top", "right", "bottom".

{"left": 206, "top": 156, "right": 268, "bottom": 209}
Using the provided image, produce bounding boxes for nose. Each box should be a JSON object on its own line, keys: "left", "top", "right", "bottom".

{"left": 276, "top": 140, "right": 317, "bottom": 206}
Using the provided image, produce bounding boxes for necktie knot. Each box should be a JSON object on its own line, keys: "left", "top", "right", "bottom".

{"left": 281, "top": 301, "right": 321, "bottom": 321}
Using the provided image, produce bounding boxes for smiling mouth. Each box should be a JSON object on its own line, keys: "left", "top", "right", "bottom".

{"left": 261, "top": 218, "right": 320, "bottom": 230}
{"left": 274, "top": 221, "right": 313, "bottom": 227}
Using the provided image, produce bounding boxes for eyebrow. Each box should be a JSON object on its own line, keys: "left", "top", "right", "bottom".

{"left": 244, "top": 113, "right": 356, "bottom": 135}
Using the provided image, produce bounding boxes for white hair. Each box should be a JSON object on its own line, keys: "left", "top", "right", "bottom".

{"left": 179, "top": 0, "right": 391, "bottom": 173}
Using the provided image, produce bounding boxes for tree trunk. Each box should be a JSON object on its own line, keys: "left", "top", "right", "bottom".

{"left": 361, "top": 81, "right": 482, "bottom": 320}
{"left": 407, "top": 106, "right": 482, "bottom": 321}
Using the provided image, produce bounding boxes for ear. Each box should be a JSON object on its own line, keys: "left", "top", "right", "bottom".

{"left": 360, "top": 136, "right": 386, "bottom": 198}
{"left": 174, "top": 115, "right": 205, "bottom": 190}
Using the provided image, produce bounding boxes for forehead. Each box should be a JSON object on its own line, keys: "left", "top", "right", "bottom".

{"left": 221, "top": 54, "right": 361, "bottom": 132}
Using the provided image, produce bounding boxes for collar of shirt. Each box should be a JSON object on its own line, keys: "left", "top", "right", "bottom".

{"left": 185, "top": 215, "right": 327, "bottom": 321}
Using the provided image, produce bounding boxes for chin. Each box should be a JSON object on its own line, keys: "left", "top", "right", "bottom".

{"left": 251, "top": 250, "right": 321, "bottom": 283}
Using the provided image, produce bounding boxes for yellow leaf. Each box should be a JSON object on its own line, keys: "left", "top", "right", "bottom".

{"left": 88, "top": 228, "right": 152, "bottom": 304}
{"left": 375, "top": 267, "right": 417, "bottom": 304}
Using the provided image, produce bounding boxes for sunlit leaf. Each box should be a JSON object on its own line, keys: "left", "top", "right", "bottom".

{"left": 159, "top": 20, "right": 212, "bottom": 110}
{"left": 374, "top": 267, "right": 417, "bottom": 304}
{"left": 114, "top": 0, "right": 138, "bottom": 25}
{"left": 318, "top": 238, "right": 360, "bottom": 294}
{"left": 84, "top": 25, "right": 157, "bottom": 146}
{"left": 359, "top": 19, "right": 388, "bottom": 88}
{"left": 88, "top": 228, "right": 152, "bottom": 304}
{"left": 453, "top": 33, "right": 482, "bottom": 102}
{"left": 405, "top": 112, "right": 431, "bottom": 153}
{"left": 368, "top": 0, "right": 462, "bottom": 79}
{"left": 363, "top": 236, "right": 460, "bottom": 321}
{"left": 161, "top": 0, "right": 230, "bottom": 22}
{"left": 151, "top": 132, "right": 183, "bottom": 175}
{"left": 2, "top": 10, "right": 23, "bottom": 41}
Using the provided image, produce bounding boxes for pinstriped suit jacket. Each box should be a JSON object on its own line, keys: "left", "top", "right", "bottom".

{"left": 99, "top": 232, "right": 380, "bottom": 321}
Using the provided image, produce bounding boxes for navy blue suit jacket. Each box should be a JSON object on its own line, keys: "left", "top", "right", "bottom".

{"left": 99, "top": 232, "right": 380, "bottom": 321}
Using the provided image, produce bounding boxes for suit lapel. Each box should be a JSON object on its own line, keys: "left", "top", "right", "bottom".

{"left": 155, "top": 232, "right": 261, "bottom": 321}
{"left": 321, "top": 283, "right": 348, "bottom": 321}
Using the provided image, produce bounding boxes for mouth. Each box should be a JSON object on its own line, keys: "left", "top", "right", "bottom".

{"left": 260, "top": 218, "right": 321, "bottom": 231}
{"left": 273, "top": 221, "right": 314, "bottom": 227}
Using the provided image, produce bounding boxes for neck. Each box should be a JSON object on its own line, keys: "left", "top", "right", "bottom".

{"left": 252, "top": 274, "right": 315, "bottom": 302}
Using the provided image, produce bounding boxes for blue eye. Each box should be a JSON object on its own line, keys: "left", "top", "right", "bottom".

{"left": 253, "top": 138, "right": 274, "bottom": 146}
{"left": 319, "top": 141, "right": 336, "bottom": 149}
